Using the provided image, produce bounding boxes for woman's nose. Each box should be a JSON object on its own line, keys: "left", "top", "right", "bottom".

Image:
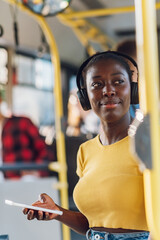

{"left": 102, "top": 85, "right": 115, "bottom": 97}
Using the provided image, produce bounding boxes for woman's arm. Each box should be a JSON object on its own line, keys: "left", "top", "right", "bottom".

{"left": 23, "top": 193, "right": 89, "bottom": 235}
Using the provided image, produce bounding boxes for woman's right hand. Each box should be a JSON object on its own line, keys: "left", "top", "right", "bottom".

{"left": 23, "top": 193, "right": 61, "bottom": 221}
{"left": 23, "top": 193, "right": 89, "bottom": 235}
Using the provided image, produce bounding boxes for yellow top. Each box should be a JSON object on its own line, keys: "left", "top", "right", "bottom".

{"left": 73, "top": 135, "right": 148, "bottom": 231}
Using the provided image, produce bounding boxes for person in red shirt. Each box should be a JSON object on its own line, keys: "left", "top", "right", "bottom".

{"left": 0, "top": 94, "right": 55, "bottom": 179}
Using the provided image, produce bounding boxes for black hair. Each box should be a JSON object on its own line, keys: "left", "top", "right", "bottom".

{"left": 116, "top": 39, "right": 137, "bottom": 59}
{"left": 81, "top": 52, "right": 133, "bottom": 87}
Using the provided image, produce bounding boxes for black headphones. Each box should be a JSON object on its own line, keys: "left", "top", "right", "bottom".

{"left": 76, "top": 50, "right": 139, "bottom": 111}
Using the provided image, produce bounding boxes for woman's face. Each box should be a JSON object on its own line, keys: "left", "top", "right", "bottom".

{"left": 85, "top": 58, "right": 131, "bottom": 123}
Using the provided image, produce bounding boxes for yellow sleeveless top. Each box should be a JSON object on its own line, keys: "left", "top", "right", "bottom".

{"left": 73, "top": 135, "right": 148, "bottom": 231}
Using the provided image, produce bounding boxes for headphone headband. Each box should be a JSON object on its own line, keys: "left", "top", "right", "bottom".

{"left": 76, "top": 50, "right": 138, "bottom": 90}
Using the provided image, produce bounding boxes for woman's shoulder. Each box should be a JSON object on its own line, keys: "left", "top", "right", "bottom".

{"left": 79, "top": 135, "right": 99, "bottom": 149}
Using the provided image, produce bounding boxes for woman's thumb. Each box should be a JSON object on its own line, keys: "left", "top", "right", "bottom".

{"left": 38, "top": 193, "right": 48, "bottom": 203}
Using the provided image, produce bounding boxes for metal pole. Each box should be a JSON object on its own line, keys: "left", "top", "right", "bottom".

{"left": 60, "top": 3, "right": 160, "bottom": 19}
{"left": 135, "top": 0, "right": 160, "bottom": 239}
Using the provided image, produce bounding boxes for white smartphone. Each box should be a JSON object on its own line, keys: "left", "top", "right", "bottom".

{"left": 5, "top": 199, "right": 63, "bottom": 215}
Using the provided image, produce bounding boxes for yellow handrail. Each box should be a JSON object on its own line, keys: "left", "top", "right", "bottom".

{"left": 135, "top": 0, "right": 160, "bottom": 239}
{"left": 2, "top": 1, "right": 70, "bottom": 240}
{"left": 58, "top": 8, "right": 115, "bottom": 55}
{"left": 59, "top": 3, "right": 160, "bottom": 19}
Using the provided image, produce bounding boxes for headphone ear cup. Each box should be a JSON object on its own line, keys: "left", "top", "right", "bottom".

{"left": 131, "top": 82, "right": 139, "bottom": 104}
{"left": 77, "top": 89, "right": 91, "bottom": 111}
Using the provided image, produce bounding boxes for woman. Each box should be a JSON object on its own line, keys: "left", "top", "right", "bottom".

{"left": 23, "top": 51, "right": 150, "bottom": 240}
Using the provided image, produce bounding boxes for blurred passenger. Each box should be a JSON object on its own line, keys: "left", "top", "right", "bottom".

{"left": 0, "top": 92, "right": 55, "bottom": 180}
{"left": 116, "top": 39, "right": 139, "bottom": 118}
{"left": 116, "top": 39, "right": 137, "bottom": 61}
{"left": 67, "top": 89, "right": 100, "bottom": 137}
{"left": 67, "top": 89, "right": 84, "bottom": 136}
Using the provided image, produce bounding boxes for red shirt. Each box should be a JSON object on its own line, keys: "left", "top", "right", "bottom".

{"left": 2, "top": 116, "right": 54, "bottom": 178}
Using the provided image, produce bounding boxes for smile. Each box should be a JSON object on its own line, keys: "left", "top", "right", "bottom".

{"left": 101, "top": 103, "right": 119, "bottom": 109}
{"left": 100, "top": 100, "right": 120, "bottom": 109}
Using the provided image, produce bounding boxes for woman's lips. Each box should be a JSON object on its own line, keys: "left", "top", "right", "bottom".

{"left": 102, "top": 103, "right": 118, "bottom": 109}
{"left": 100, "top": 100, "right": 120, "bottom": 109}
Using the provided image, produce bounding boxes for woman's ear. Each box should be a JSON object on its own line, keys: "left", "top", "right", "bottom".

{"left": 131, "top": 65, "right": 138, "bottom": 83}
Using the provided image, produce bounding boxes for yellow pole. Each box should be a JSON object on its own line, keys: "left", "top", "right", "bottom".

{"left": 59, "top": 3, "right": 160, "bottom": 19}
{"left": 37, "top": 17, "right": 70, "bottom": 240}
{"left": 61, "top": 5, "right": 135, "bottom": 18}
{"left": 135, "top": 0, "right": 160, "bottom": 239}
{"left": 3, "top": 1, "right": 70, "bottom": 240}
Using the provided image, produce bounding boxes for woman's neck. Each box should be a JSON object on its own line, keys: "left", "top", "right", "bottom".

{"left": 99, "top": 113, "right": 132, "bottom": 145}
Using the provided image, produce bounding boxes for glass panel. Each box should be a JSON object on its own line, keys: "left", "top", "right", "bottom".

{"left": 14, "top": 55, "right": 54, "bottom": 91}
{"left": 15, "top": 55, "right": 35, "bottom": 85}
{"left": 12, "top": 85, "right": 55, "bottom": 126}
{"left": 35, "top": 59, "right": 54, "bottom": 90}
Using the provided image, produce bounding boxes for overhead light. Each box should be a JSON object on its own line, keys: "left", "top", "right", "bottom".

{"left": 22, "top": 0, "right": 71, "bottom": 17}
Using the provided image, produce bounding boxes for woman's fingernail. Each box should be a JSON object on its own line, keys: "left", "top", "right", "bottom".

{"left": 38, "top": 194, "right": 44, "bottom": 203}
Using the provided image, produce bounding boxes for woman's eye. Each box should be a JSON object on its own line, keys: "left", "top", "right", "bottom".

{"left": 91, "top": 82, "right": 102, "bottom": 88}
{"left": 114, "top": 79, "right": 124, "bottom": 85}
